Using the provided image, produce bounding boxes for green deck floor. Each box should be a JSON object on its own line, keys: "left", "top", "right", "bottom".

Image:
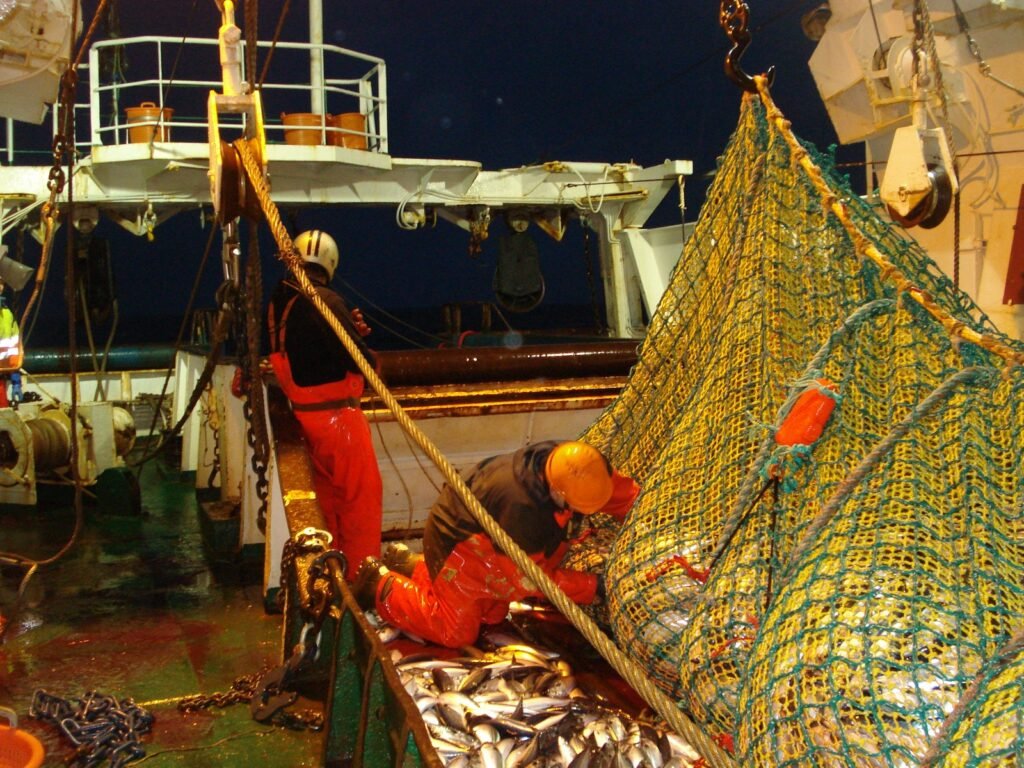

{"left": 0, "top": 439, "right": 323, "bottom": 766}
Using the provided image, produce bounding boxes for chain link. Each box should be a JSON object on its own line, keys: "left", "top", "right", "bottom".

{"left": 277, "top": 527, "right": 333, "bottom": 612}
{"left": 176, "top": 668, "right": 324, "bottom": 732}
{"left": 952, "top": 0, "right": 1024, "bottom": 99}
{"left": 242, "top": 222, "right": 270, "bottom": 531}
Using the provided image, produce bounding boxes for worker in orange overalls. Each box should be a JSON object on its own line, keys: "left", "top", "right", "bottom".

{"left": 353, "top": 440, "right": 639, "bottom": 648}
{"left": 267, "top": 230, "right": 382, "bottom": 580}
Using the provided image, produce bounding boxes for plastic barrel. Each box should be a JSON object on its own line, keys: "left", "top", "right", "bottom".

{"left": 282, "top": 112, "right": 324, "bottom": 146}
{"left": 124, "top": 102, "right": 173, "bottom": 143}
{"left": 327, "top": 112, "right": 368, "bottom": 150}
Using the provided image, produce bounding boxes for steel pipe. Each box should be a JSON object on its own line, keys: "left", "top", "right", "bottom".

{"left": 376, "top": 342, "right": 638, "bottom": 387}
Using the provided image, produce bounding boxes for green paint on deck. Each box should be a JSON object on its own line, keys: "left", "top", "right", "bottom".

{"left": 0, "top": 438, "right": 322, "bottom": 766}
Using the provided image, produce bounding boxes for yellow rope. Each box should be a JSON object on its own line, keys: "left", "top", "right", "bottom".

{"left": 232, "top": 138, "right": 736, "bottom": 768}
{"left": 754, "top": 78, "right": 1024, "bottom": 371}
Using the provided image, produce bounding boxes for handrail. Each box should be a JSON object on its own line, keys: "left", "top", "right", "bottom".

{"left": 2, "top": 35, "right": 389, "bottom": 159}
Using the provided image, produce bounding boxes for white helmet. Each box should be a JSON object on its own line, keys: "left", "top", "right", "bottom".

{"left": 294, "top": 230, "right": 339, "bottom": 280}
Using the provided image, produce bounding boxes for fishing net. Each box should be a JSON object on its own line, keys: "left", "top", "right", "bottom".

{"left": 578, "top": 89, "right": 1024, "bottom": 767}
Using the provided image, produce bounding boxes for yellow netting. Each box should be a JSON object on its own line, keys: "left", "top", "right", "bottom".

{"left": 579, "top": 90, "right": 1024, "bottom": 767}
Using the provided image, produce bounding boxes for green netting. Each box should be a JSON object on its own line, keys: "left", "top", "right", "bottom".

{"left": 579, "top": 93, "right": 1024, "bottom": 767}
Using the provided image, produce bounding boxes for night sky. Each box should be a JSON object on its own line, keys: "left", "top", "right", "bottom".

{"left": 24, "top": 1, "right": 853, "bottom": 350}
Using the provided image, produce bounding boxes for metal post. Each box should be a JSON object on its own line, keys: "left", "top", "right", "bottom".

{"left": 309, "top": 0, "right": 324, "bottom": 116}
{"left": 89, "top": 45, "right": 101, "bottom": 146}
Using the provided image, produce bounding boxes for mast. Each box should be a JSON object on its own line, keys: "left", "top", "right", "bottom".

{"left": 309, "top": 0, "right": 324, "bottom": 114}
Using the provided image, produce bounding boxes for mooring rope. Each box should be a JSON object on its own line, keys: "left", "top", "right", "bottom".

{"left": 232, "top": 138, "right": 736, "bottom": 768}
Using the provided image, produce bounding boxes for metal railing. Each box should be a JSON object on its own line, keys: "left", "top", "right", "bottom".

{"left": 1, "top": 35, "right": 388, "bottom": 160}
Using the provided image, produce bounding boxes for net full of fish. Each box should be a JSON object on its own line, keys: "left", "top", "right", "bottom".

{"left": 391, "top": 641, "right": 702, "bottom": 768}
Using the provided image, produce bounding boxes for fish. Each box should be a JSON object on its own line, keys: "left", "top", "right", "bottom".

{"left": 388, "top": 637, "right": 703, "bottom": 768}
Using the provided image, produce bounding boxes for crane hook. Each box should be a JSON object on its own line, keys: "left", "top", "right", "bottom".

{"left": 719, "top": 0, "right": 776, "bottom": 93}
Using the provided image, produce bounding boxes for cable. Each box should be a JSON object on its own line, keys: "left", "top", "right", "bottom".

{"left": 338, "top": 279, "right": 446, "bottom": 348}
{"left": 258, "top": 0, "right": 293, "bottom": 89}
{"left": 148, "top": 0, "right": 202, "bottom": 149}
{"left": 127, "top": 221, "right": 218, "bottom": 468}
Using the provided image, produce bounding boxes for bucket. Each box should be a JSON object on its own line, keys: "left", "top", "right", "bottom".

{"left": 328, "top": 112, "right": 368, "bottom": 150}
{"left": 281, "top": 112, "right": 325, "bottom": 146}
{"left": 124, "top": 102, "right": 173, "bottom": 144}
{"left": 0, "top": 708, "right": 44, "bottom": 768}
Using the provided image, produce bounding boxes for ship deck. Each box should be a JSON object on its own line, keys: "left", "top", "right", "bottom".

{"left": 0, "top": 437, "right": 650, "bottom": 767}
{"left": 0, "top": 438, "right": 323, "bottom": 766}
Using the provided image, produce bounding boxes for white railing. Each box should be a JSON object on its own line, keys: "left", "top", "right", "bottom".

{"left": 4, "top": 35, "right": 390, "bottom": 155}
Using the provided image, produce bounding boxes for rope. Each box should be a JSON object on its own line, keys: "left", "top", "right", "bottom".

{"left": 258, "top": 0, "right": 292, "bottom": 89}
{"left": 919, "top": 626, "right": 1024, "bottom": 768}
{"left": 781, "top": 365, "right": 996, "bottom": 581}
{"left": 231, "top": 138, "right": 736, "bottom": 768}
{"left": 754, "top": 79, "right": 1024, "bottom": 370}
{"left": 128, "top": 222, "right": 220, "bottom": 468}
{"left": 707, "top": 299, "right": 898, "bottom": 571}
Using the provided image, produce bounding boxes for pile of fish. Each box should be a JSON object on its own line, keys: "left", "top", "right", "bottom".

{"left": 390, "top": 640, "right": 702, "bottom": 768}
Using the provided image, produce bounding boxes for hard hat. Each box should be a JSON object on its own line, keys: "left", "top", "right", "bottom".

{"left": 545, "top": 441, "right": 614, "bottom": 515}
{"left": 294, "top": 230, "right": 339, "bottom": 280}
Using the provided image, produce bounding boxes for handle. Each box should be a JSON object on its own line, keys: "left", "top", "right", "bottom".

{"left": 139, "top": 101, "right": 156, "bottom": 108}
{"left": 0, "top": 706, "right": 18, "bottom": 729}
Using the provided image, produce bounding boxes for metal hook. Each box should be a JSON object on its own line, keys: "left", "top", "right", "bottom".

{"left": 719, "top": 0, "right": 776, "bottom": 93}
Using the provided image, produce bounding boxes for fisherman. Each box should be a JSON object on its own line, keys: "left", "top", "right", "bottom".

{"left": 267, "top": 229, "right": 382, "bottom": 581}
{"left": 352, "top": 440, "right": 639, "bottom": 648}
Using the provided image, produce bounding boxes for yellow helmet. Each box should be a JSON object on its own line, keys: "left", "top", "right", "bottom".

{"left": 545, "top": 441, "right": 614, "bottom": 514}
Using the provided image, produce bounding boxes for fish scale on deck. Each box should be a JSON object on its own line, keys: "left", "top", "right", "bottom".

{"left": 387, "top": 638, "right": 700, "bottom": 768}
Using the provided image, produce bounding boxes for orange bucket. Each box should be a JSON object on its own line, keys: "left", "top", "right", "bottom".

{"left": 281, "top": 112, "right": 325, "bottom": 146}
{"left": 327, "top": 112, "right": 368, "bottom": 150}
{"left": 124, "top": 102, "right": 173, "bottom": 143}
{"left": 0, "top": 708, "right": 44, "bottom": 768}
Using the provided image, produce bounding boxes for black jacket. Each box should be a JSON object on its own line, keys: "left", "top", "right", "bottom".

{"left": 268, "top": 264, "right": 376, "bottom": 387}
{"left": 422, "top": 441, "right": 566, "bottom": 576}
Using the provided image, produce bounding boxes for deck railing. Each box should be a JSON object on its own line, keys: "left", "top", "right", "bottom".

{"left": 1, "top": 35, "right": 388, "bottom": 161}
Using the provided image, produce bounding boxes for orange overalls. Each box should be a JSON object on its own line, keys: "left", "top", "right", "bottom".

{"left": 268, "top": 273, "right": 382, "bottom": 580}
{"left": 376, "top": 442, "right": 638, "bottom": 648}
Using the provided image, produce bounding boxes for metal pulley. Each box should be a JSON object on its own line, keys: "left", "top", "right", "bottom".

{"left": 880, "top": 124, "right": 958, "bottom": 230}
{"left": 207, "top": 0, "right": 267, "bottom": 224}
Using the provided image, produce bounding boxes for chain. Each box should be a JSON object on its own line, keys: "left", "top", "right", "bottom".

{"left": 913, "top": 0, "right": 960, "bottom": 270}
{"left": 912, "top": 1, "right": 957, "bottom": 162}
{"left": 31, "top": 689, "right": 154, "bottom": 768}
{"left": 243, "top": 222, "right": 270, "bottom": 531}
{"left": 177, "top": 670, "right": 263, "bottom": 712}
{"left": 245, "top": 0, "right": 257, "bottom": 92}
{"left": 277, "top": 527, "right": 333, "bottom": 612}
{"left": 176, "top": 668, "right": 324, "bottom": 732}
{"left": 176, "top": 533, "right": 339, "bottom": 733}
{"left": 952, "top": 0, "right": 1024, "bottom": 99}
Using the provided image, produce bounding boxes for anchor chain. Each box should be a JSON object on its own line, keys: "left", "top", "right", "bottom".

{"left": 177, "top": 662, "right": 323, "bottom": 732}
{"left": 241, "top": 223, "right": 270, "bottom": 531}
{"left": 30, "top": 689, "right": 154, "bottom": 768}
{"left": 177, "top": 542, "right": 343, "bottom": 732}
{"left": 277, "top": 527, "right": 333, "bottom": 611}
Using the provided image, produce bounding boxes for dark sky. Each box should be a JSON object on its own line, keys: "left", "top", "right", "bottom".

{"left": 28, "top": 1, "right": 852, "bottom": 349}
